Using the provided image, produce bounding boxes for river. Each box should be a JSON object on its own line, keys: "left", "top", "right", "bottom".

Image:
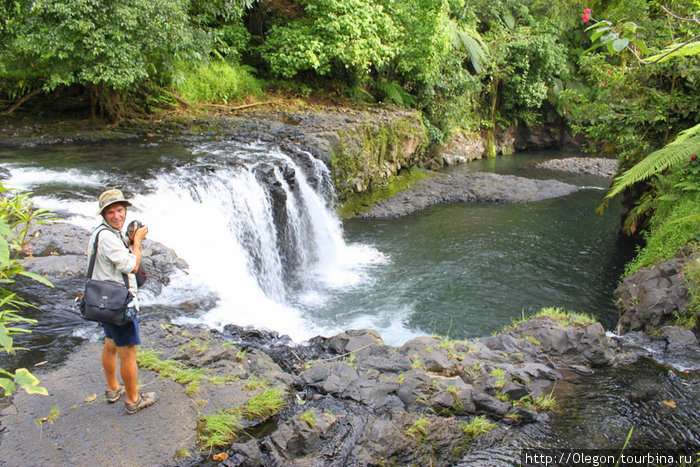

{"left": 0, "top": 138, "right": 632, "bottom": 350}
{"left": 1, "top": 136, "right": 698, "bottom": 456}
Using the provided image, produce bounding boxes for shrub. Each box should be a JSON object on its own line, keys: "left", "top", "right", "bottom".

{"left": 173, "top": 61, "right": 262, "bottom": 104}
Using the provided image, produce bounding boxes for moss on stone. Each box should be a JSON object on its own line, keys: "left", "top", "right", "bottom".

{"left": 336, "top": 166, "right": 429, "bottom": 218}
{"left": 330, "top": 113, "right": 429, "bottom": 215}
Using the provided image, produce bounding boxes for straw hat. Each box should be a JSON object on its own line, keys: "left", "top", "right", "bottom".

{"left": 97, "top": 189, "right": 132, "bottom": 215}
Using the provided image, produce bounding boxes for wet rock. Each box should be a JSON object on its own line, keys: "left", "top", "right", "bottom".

{"left": 504, "top": 317, "right": 614, "bottom": 368}
{"left": 296, "top": 361, "right": 361, "bottom": 398}
{"left": 501, "top": 381, "right": 529, "bottom": 400}
{"left": 473, "top": 391, "right": 512, "bottom": 416}
{"left": 228, "top": 439, "right": 265, "bottom": 466}
{"left": 329, "top": 329, "right": 384, "bottom": 357}
{"left": 267, "top": 410, "right": 338, "bottom": 459}
{"left": 658, "top": 326, "right": 698, "bottom": 349}
{"left": 360, "top": 172, "right": 579, "bottom": 218}
{"left": 535, "top": 157, "right": 618, "bottom": 177}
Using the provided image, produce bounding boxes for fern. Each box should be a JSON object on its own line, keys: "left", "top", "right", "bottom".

{"left": 449, "top": 23, "right": 488, "bottom": 74}
{"left": 602, "top": 123, "right": 700, "bottom": 206}
{"left": 645, "top": 39, "right": 700, "bottom": 63}
{"left": 374, "top": 80, "right": 415, "bottom": 107}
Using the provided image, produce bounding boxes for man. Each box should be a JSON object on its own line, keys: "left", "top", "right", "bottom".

{"left": 89, "top": 189, "right": 158, "bottom": 414}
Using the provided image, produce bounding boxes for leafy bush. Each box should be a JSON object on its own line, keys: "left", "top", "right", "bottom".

{"left": 0, "top": 185, "right": 55, "bottom": 396}
{"left": 624, "top": 156, "right": 700, "bottom": 276}
{"left": 173, "top": 61, "right": 262, "bottom": 104}
{"left": 261, "top": 0, "right": 395, "bottom": 78}
{"left": 1, "top": 0, "right": 206, "bottom": 118}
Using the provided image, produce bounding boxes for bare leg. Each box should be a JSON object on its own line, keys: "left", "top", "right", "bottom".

{"left": 118, "top": 345, "right": 139, "bottom": 405}
{"left": 102, "top": 338, "right": 121, "bottom": 392}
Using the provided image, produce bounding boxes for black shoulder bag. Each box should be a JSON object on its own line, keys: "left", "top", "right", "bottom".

{"left": 78, "top": 228, "right": 136, "bottom": 326}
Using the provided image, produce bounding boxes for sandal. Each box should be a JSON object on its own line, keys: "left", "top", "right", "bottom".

{"left": 125, "top": 392, "right": 159, "bottom": 414}
{"left": 105, "top": 385, "right": 126, "bottom": 403}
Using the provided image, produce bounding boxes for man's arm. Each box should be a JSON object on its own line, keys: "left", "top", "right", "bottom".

{"left": 130, "top": 225, "right": 148, "bottom": 273}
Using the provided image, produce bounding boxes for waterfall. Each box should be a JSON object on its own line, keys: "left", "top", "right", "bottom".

{"left": 127, "top": 141, "right": 385, "bottom": 341}
{"left": 1, "top": 139, "right": 389, "bottom": 342}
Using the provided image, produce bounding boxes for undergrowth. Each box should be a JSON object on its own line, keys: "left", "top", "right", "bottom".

{"left": 500, "top": 307, "right": 596, "bottom": 333}
{"left": 624, "top": 160, "right": 700, "bottom": 277}
{"left": 172, "top": 61, "right": 263, "bottom": 105}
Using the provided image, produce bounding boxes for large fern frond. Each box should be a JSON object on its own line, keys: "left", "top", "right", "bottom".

{"left": 604, "top": 123, "right": 700, "bottom": 202}
{"left": 450, "top": 23, "right": 488, "bottom": 74}
{"left": 645, "top": 39, "right": 700, "bottom": 63}
{"left": 374, "top": 80, "right": 415, "bottom": 108}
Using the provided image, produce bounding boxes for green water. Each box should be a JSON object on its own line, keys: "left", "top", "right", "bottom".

{"left": 304, "top": 152, "right": 633, "bottom": 342}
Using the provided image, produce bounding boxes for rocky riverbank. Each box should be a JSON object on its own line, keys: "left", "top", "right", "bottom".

{"left": 3, "top": 310, "right": 697, "bottom": 466}
{"left": 0, "top": 311, "right": 633, "bottom": 466}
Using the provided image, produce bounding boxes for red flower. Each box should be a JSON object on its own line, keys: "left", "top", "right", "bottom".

{"left": 582, "top": 8, "right": 591, "bottom": 23}
{"left": 692, "top": 154, "right": 697, "bottom": 160}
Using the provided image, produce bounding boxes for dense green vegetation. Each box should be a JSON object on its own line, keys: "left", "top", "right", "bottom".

{"left": 0, "top": 184, "right": 55, "bottom": 396}
{"left": 0, "top": 1, "right": 698, "bottom": 298}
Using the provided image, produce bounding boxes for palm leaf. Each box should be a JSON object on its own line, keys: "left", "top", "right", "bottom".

{"left": 604, "top": 123, "right": 700, "bottom": 202}
{"left": 646, "top": 40, "right": 700, "bottom": 63}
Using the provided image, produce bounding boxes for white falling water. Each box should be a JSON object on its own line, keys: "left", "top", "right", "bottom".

{"left": 1, "top": 141, "right": 391, "bottom": 342}
{"left": 128, "top": 143, "right": 386, "bottom": 341}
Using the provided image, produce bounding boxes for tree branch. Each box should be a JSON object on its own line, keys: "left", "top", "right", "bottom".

{"left": 2, "top": 89, "right": 42, "bottom": 116}
{"left": 661, "top": 5, "right": 700, "bottom": 25}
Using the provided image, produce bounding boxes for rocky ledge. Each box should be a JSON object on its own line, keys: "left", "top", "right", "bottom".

{"left": 614, "top": 247, "right": 699, "bottom": 336}
{"left": 359, "top": 172, "right": 578, "bottom": 218}
{"left": 535, "top": 157, "right": 618, "bottom": 177}
{"left": 2, "top": 310, "right": 634, "bottom": 466}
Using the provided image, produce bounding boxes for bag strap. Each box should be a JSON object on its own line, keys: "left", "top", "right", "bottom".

{"left": 87, "top": 226, "right": 129, "bottom": 289}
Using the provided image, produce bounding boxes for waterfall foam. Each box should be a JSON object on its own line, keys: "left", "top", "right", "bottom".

{"left": 0, "top": 140, "right": 397, "bottom": 342}
{"left": 130, "top": 142, "right": 386, "bottom": 341}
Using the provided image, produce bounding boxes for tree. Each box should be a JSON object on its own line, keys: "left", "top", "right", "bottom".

{"left": 261, "top": 0, "right": 396, "bottom": 79}
{"left": 1, "top": 0, "right": 204, "bottom": 120}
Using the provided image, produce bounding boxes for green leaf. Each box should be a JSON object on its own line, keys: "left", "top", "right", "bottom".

{"left": 0, "top": 377, "right": 17, "bottom": 396}
{"left": 636, "top": 40, "right": 649, "bottom": 56}
{"left": 18, "top": 270, "right": 54, "bottom": 287}
{"left": 13, "top": 368, "right": 48, "bottom": 396}
{"left": 503, "top": 11, "right": 515, "bottom": 30}
{"left": 604, "top": 124, "right": 700, "bottom": 201}
{"left": 590, "top": 26, "right": 611, "bottom": 43}
{"left": 0, "top": 324, "right": 13, "bottom": 352}
{"left": 612, "top": 38, "right": 629, "bottom": 52}
{"left": 0, "top": 237, "right": 10, "bottom": 266}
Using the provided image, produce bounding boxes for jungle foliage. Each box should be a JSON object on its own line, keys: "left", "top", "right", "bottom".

{"left": 1, "top": 1, "right": 695, "bottom": 146}
{"left": 0, "top": 1, "right": 698, "bottom": 261}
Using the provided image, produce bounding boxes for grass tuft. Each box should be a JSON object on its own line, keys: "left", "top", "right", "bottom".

{"left": 242, "top": 387, "right": 287, "bottom": 421}
{"left": 460, "top": 415, "right": 497, "bottom": 442}
{"left": 198, "top": 411, "right": 243, "bottom": 450}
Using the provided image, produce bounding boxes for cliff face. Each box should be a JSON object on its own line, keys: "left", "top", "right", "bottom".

{"left": 327, "top": 112, "right": 429, "bottom": 200}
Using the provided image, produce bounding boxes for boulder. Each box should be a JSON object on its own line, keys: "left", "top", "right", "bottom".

{"left": 615, "top": 251, "right": 694, "bottom": 334}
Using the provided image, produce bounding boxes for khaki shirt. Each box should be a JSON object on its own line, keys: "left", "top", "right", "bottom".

{"left": 87, "top": 221, "right": 139, "bottom": 308}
